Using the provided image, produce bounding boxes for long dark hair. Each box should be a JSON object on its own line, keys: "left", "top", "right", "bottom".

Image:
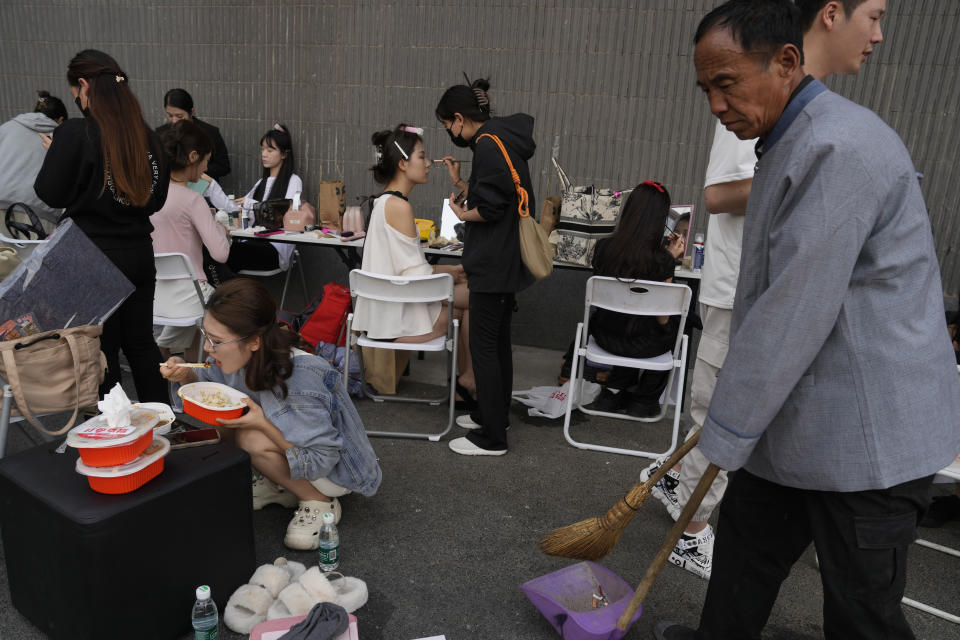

{"left": 205, "top": 278, "right": 302, "bottom": 398}
{"left": 34, "top": 90, "right": 67, "bottom": 122}
{"left": 163, "top": 88, "right": 194, "bottom": 114}
{"left": 253, "top": 124, "right": 294, "bottom": 201}
{"left": 160, "top": 120, "right": 212, "bottom": 172}
{"left": 370, "top": 124, "right": 423, "bottom": 184}
{"left": 67, "top": 49, "right": 155, "bottom": 207}
{"left": 593, "top": 182, "right": 673, "bottom": 280}
{"left": 435, "top": 76, "right": 492, "bottom": 123}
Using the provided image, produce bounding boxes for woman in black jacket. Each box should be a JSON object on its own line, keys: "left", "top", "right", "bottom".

{"left": 35, "top": 49, "right": 170, "bottom": 402}
{"left": 156, "top": 88, "right": 231, "bottom": 181}
{"left": 585, "top": 182, "right": 686, "bottom": 416}
{"left": 436, "top": 77, "right": 536, "bottom": 456}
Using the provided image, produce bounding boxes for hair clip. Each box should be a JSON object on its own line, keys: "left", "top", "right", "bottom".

{"left": 640, "top": 180, "right": 665, "bottom": 193}
{"left": 37, "top": 96, "right": 47, "bottom": 104}
{"left": 115, "top": 75, "right": 125, "bottom": 83}
{"left": 393, "top": 140, "right": 409, "bottom": 160}
{"left": 400, "top": 126, "right": 423, "bottom": 136}
{"left": 374, "top": 145, "right": 383, "bottom": 163}
{"left": 273, "top": 123, "right": 284, "bottom": 132}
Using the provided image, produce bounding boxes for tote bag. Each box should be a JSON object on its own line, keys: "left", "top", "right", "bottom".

{"left": 552, "top": 158, "right": 629, "bottom": 267}
{"left": 476, "top": 133, "right": 555, "bottom": 281}
{"left": 0, "top": 325, "right": 106, "bottom": 435}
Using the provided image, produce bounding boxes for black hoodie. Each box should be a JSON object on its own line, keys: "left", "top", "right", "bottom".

{"left": 34, "top": 116, "right": 168, "bottom": 250}
{"left": 462, "top": 113, "right": 537, "bottom": 293}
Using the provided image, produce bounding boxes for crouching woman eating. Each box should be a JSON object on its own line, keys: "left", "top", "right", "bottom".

{"left": 161, "top": 278, "right": 381, "bottom": 551}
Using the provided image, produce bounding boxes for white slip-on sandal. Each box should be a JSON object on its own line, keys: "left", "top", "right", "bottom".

{"left": 223, "top": 584, "right": 273, "bottom": 634}
{"left": 297, "top": 566, "right": 339, "bottom": 602}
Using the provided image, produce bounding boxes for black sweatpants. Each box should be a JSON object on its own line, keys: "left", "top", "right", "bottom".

{"left": 696, "top": 469, "right": 932, "bottom": 640}
{"left": 99, "top": 245, "right": 167, "bottom": 403}
{"left": 465, "top": 291, "right": 514, "bottom": 451}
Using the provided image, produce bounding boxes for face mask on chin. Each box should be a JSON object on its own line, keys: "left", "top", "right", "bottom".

{"left": 446, "top": 121, "right": 471, "bottom": 148}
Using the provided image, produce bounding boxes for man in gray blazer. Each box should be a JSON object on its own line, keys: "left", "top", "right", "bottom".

{"left": 656, "top": 1, "right": 960, "bottom": 639}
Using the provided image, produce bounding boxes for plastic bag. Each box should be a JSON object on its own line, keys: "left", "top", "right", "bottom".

{"left": 512, "top": 380, "right": 601, "bottom": 419}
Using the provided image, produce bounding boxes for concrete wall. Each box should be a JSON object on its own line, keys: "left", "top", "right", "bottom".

{"left": 2, "top": 0, "right": 958, "bottom": 347}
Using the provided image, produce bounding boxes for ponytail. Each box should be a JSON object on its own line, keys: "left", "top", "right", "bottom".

{"left": 67, "top": 49, "right": 155, "bottom": 207}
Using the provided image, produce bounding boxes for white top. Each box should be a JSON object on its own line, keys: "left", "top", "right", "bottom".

{"left": 352, "top": 194, "right": 439, "bottom": 339}
{"left": 700, "top": 122, "right": 757, "bottom": 309}
{"left": 242, "top": 174, "right": 303, "bottom": 269}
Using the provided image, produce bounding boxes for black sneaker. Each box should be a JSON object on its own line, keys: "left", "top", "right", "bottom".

{"left": 653, "top": 620, "right": 697, "bottom": 640}
{"left": 584, "top": 388, "right": 631, "bottom": 413}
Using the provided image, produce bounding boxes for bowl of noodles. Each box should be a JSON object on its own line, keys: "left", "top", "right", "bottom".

{"left": 177, "top": 382, "right": 248, "bottom": 425}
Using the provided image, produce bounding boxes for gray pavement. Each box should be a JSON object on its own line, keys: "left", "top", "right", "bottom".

{"left": 1, "top": 345, "right": 958, "bottom": 639}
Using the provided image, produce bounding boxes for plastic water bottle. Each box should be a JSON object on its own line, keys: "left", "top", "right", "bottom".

{"left": 693, "top": 233, "right": 705, "bottom": 273}
{"left": 318, "top": 511, "right": 340, "bottom": 571}
{"left": 191, "top": 585, "right": 219, "bottom": 640}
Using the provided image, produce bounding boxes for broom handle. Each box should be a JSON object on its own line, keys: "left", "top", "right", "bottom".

{"left": 617, "top": 462, "right": 722, "bottom": 631}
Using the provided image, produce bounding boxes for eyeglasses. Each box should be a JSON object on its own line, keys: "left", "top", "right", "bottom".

{"left": 199, "top": 327, "right": 249, "bottom": 352}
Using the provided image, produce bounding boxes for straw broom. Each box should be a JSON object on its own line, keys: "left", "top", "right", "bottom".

{"left": 538, "top": 431, "right": 703, "bottom": 560}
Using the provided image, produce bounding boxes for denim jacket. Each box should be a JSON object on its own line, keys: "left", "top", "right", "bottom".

{"left": 199, "top": 352, "right": 382, "bottom": 496}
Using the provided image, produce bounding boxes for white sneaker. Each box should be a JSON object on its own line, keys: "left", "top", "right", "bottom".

{"left": 252, "top": 472, "right": 299, "bottom": 511}
{"left": 668, "top": 525, "right": 714, "bottom": 580}
{"left": 640, "top": 459, "right": 682, "bottom": 520}
{"left": 284, "top": 499, "right": 342, "bottom": 550}
{"left": 456, "top": 414, "right": 482, "bottom": 430}
{"left": 448, "top": 436, "right": 507, "bottom": 456}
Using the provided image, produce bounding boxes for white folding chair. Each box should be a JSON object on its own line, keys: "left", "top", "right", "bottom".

{"left": 902, "top": 461, "right": 960, "bottom": 624}
{"left": 238, "top": 247, "right": 308, "bottom": 309}
{"left": 563, "top": 276, "right": 692, "bottom": 458}
{"left": 153, "top": 252, "right": 207, "bottom": 363}
{"left": 343, "top": 269, "right": 458, "bottom": 441}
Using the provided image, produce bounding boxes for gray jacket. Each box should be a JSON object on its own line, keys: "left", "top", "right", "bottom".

{"left": 199, "top": 352, "right": 382, "bottom": 496}
{"left": 0, "top": 113, "right": 62, "bottom": 223}
{"left": 701, "top": 81, "right": 960, "bottom": 491}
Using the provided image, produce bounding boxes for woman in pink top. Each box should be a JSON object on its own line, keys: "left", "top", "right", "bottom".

{"left": 151, "top": 120, "right": 230, "bottom": 361}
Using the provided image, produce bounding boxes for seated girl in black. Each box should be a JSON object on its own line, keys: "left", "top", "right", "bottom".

{"left": 584, "top": 180, "right": 686, "bottom": 417}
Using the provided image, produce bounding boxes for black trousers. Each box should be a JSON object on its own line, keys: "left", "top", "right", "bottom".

{"left": 227, "top": 240, "right": 279, "bottom": 272}
{"left": 605, "top": 366, "right": 669, "bottom": 404}
{"left": 697, "top": 469, "right": 932, "bottom": 640}
{"left": 466, "top": 291, "right": 514, "bottom": 451}
{"left": 99, "top": 245, "right": 167, "bottom": 403}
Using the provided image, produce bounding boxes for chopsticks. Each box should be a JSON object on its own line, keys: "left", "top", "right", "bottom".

{"left": 159, "top": 362, "right": 212, "bottom": 368}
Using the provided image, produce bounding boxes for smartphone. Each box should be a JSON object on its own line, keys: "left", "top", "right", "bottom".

{"left": 165, "top": 427, "right": 221, "bottom": 450}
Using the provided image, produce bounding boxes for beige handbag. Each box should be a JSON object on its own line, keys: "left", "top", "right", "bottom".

{"left": 0, "top": 325, "right": 106, "bottom": 435}
{"left": 476, "top": 133, "right": 555, "bottom": 281}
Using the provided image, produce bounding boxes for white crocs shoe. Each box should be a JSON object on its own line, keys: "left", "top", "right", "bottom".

{"left": 284, "top": 499, "right": 342, "bottom": 551}
{"left": 252, "top": 472, "right": 299, "bottom": 511}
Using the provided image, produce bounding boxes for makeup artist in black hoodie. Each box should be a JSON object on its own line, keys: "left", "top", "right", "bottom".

{"left": 437, "top": 77, "right": 536, "bottom": 457}
{"left": 35, "top": 49, "right": 170, "bottom": 403}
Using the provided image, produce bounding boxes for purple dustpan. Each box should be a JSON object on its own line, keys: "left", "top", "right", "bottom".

{"left": 520, "top": 561, "right": 642, "bottom": 640}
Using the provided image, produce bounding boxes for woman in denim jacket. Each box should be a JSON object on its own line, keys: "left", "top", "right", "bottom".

{"left": 161, "top": 278, "right": 381, "bottom": 550}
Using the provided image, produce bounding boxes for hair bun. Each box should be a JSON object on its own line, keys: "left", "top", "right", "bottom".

{"left": 37, "top": 89, "right": 51, "bottom": 98}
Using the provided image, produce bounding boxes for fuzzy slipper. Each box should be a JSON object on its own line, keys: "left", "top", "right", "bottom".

{"left": 298, "top": 566, "right": 339, "bottom": 602}
{"left": 273, "top": 581, "right": 316, "bottom": 618}
{"left": 249, "top": 562, "right": 291, "bottom": 598}
{"left": 223, "top": 583, "right": 273, "bottom": 634}
{"left": 276, "top": 557, "right": 307, "bottom": 582}
{"left": 267, "top": 596, "right": 292, "bottom": 621}
{"left": 327, "top": 573, "right": 369, "bottom": 613}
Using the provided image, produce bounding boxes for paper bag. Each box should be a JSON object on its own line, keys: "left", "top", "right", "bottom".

{"left": 316, "top": 167, "right": 345, "bottom": 231}
{"left": 361, "top": 346, "right": 411, "bottom": 395}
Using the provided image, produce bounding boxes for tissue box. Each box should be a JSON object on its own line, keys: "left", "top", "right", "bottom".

{"left": 0, "top": 219, "right": 134, "bottom": 331}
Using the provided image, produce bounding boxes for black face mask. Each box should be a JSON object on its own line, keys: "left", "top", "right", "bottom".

{"left": 446, "top": 122, "right": 471, "bottom": 148}
{"left": 74, "top": 95, "right": 83, "bottom": 113}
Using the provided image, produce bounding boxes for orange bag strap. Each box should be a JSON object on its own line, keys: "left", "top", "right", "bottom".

{"left": 476, "top": 133, "right": 530, "bottom": 219}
